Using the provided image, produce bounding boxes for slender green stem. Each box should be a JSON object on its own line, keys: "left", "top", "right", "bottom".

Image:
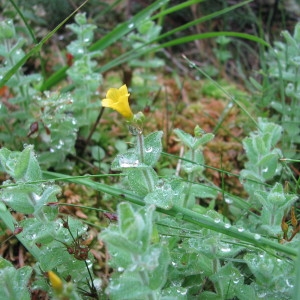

{"left": 86, "top": 107, "right": 105, "bottom": 147}
{"left": 184, "top": 149, "right": 195, "bottom": 208}
{"left": 137, "top": 131, "right": 145, "bottom": 163}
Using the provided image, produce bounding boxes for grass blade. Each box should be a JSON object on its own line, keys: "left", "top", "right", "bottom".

{"left": 43, "top": 171, "right": 297, "bottom": 257}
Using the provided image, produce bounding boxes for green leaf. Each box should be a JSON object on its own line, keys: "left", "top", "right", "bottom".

{"left": 148, "top": 245, "right": 170, "bottom": 290}
{"left": 143, "top": 131, "right": 163, "bottom": 166}
{"left": 210, "top": 263, "right": 244, "bottom": 298}
{"left": 0, "top": 19, "right": 16, "bottom": 39}
{"left": 111, "top": 151, "right": 140, "bottom": 170}
{"left": 107, "top": 273, "right": 153, "bottom": 300}
{"left": 0, "top": 148, "right": 10, "bottom": 172}
{"left": 139, "top": 205, "right": 156, "bottom": 251}
{"left": 259, "top": 119, "right": 282, "bottom": 147}
{"left": 183, "top": 149, "right": 204, "bottom": 174}
{"left": 235, "top": 285, "right": 256, "bottom": 300}
{"left": 193, "top": 133, "right": 215, "bottom": 149}
{"left": 14, "top": 145, "right": 42, "bottom": 182}
{"left": 258, "top": 153, "right": 280, "bottom": 180}
{"left": 20, "top": 218, "right": 56, "bottom": 244}
{"left": 144, "top": 180, "right": 175, "bottom": 209}
{"left": 90, "top": 145, "right": 105, "bottom": 161}
{"left": 0, "top": 265, "right": 32, "bottom": 300}
{"left": 191, "top": 184, "right": 218, "bottom": 199}
{"left": 0, "top": 257, "right": 13, "bottom": 269}
{"left": 33, "top": 185, "right": 61, "bottom": 215}
{"left": 198, "top": 291, "right": 222, "bottom": 299}
{"left": 253, "top": 136, "right": 267, "bottom": 156}
{"left": 1, "top": 183, "right": 41, "bottom": 214}
{"left": 118, "top": 202, "right": 137, "bottom": 235}
{"left": 125, "top": 167, "right": 158, "bottom": 196}
{"left": 174, "top": 128, "right": 194, "bottom": 148}
{"left": 101, "top": 231, "right": 142, "bottom": 255}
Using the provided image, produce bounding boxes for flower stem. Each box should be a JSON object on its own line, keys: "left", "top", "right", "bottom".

{"left": 183, "top": 149, "right": 195, "bottom": 208}
{"left": 137, "top": 131, "right": 145, "bottom": 163}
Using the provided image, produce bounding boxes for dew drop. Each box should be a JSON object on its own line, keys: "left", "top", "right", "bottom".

{"left": 254, "top": 233, "right": 261, "bottom": 240}
{"left": 175, "top": 213, "right": 183, "bottom": 220}
{"left": 176, "top": 287, "right": 187, "bottom": 295}
{"left": 257, "top": 292, "right": 267, "bottom": 298}
{"left": 220, "top": 246, "right": 231, "bottom": 253}
{"left": 225, "top": 198, "right": 233, "bottom": 204}
{"left": 285, "top": 279, "right": 294, "bottom": 288}
{"left": 145, "top": 146, "right": 153, "bottom": 153}
{"left": 119, "top": 157, "right": 139, "bottom": 168}
{"left": 189, "top": 62, "right": 196, "bottom": 68}
{"left": 233, "top": 277, "right": 240, "bottom": 284}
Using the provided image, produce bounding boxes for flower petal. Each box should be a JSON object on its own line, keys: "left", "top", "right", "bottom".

{"left": 106, "top": 88, "right": 120, "bottom": 103}
{"left": 102, "top": 84, "right": 133, "bottom": 119}
{"left": 119, "top": 84, "right": 129, "bottom": 96}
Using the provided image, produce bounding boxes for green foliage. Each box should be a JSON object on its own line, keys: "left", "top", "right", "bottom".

{"left": 88, "top": 119, "right": 297, "bottom": 298}
{"left": 0, "top": 257, "right": 32, "bottom": 300}
{"left": 125, "top": 19, "right": 164, "bottom": 110}
{"left": 252, "top": 23, "right": 300, "bottom": 159}
{"left": 101, "top": 203, "right": 170, "bottom": 299}
{"left": 0, "top": 146, "right": 94, "bottom": 298}
{"left": 174, "top": 126, "right": 217, "bottom": 208}
{"left": 241, "top": 118, "right": 283, "bottom": 192}
{"left": 66, "top": 13, "right": 102, "bottom": 134}
{"left": 0, "top": 1, "right": 300, "bottom": 300}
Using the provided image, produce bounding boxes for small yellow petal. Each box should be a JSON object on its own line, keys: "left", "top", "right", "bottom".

{"left": 102, "top": 98, "right": 114, "bottom": 108}
{"left": 48, "top": 271, "right": 63, "bottom": 293}
{"left": 119, "top": 84, "right": 129, "bottom": 96}
{"left": 106, "top": 88, "right": 120, "bottom": 102}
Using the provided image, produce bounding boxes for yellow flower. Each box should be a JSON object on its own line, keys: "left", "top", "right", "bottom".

{"left": 48, "top": 271, "right": 63, "bottom": 293}
{"left": 102, "top": 84, "right": 134, "bottom": 120}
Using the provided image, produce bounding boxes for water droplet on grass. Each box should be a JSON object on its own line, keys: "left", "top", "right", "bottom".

{"left": 225, "top": 198, "right": 233, "bottom": 204}
{"left": 254, "top": 233, "right": 261, "bottom": 240}
{"left": 189, "top": 62, "right": 196, "bottom": 68}
{"left": 220, "top": 246, "right": 231, "bottom": 253}
{"left": 175, "top": 213, "right": 183, "bottom": 220}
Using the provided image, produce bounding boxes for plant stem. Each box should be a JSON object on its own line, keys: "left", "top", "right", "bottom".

{"left": 137, "top": 131, "right": 145, "bottom": 163}
{"left": 183, "top": 149, "right": 195, "bottom": 208}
